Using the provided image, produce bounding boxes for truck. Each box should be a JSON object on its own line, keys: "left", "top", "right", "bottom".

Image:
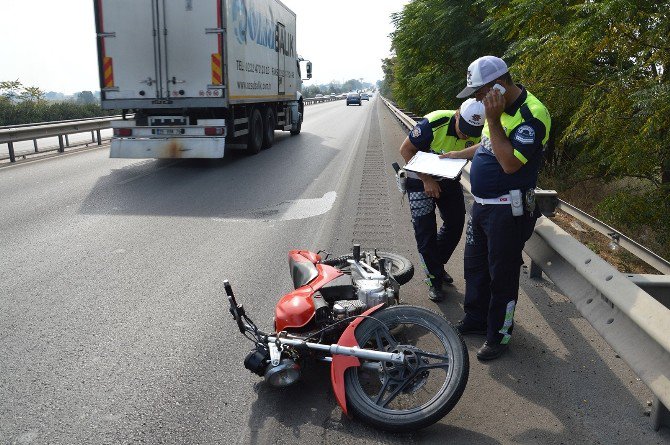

{"left": 93, "top": 0, "right": 312, "bottom": 158}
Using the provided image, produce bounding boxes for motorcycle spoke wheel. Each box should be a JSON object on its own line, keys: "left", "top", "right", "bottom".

{"left": 344, "top": 306, "right": 468, "bottom": 432}
{"left": 356, "top": 323, "right": 451, "bottom": 411}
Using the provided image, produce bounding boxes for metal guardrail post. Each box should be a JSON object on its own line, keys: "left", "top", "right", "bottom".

{"left": 33, "top": 139, "right": 38, "bottom": 153}
{"left": 8, "top": 142, "right": 15, "bottom": 163}
{"left": 95, "top": 130, "right": 102, "bottom": 145}
{"left": 529, "top": 261, "right": 543, "bottom": 279}
{"left": 58, "top": 135, "right": 64, "bottom": 153}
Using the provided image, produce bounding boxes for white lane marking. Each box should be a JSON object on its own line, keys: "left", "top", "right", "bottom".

{"left": 211, "top": 191, "right": 337, "bottom": 222}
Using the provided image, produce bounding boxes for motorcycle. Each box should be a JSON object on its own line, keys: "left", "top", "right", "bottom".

{"left": 226, "top": 244, "right": 468, "bottom": 432}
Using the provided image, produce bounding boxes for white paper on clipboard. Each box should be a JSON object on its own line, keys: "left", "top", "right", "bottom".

{"left": 404, "top": 151, "right": 468, "bottom": 179}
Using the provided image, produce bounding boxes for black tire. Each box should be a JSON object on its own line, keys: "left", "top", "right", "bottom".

{"left": 344, "top": 306, "right": 469, "bottom": 432}
{"left": 262, "top": 107, "right": 275, "bottom": 149}
{"left": 320, "top": 252, "right": 413, "bottom": 285}
{"left": 290, "top": 105, "right": 303, "bottom": 136}
{"left": 246, "top": 108, "right": 263, "bottom": 155}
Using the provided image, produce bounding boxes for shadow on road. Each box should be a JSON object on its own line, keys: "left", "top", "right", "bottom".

{"left": 244, "top": 360, "right": 497, "bottom": 444}
{"left": 79, "top": 132, "right": 339, "bottom": 219}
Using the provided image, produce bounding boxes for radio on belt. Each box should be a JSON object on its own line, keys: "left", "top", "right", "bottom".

{"left": 510, "top": 189, "right": 523, "bottom": 216}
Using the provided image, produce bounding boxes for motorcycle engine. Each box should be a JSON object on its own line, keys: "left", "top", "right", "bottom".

{"left": 355, "top": 278, "right": 393, "bottom": 307}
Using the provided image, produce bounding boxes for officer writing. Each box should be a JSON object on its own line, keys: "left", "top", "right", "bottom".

{"left": 399, "top": 99, "right": 485, "bottom": 302}
{"left": 443, "top": 56, "right": 551, "bottom": 360}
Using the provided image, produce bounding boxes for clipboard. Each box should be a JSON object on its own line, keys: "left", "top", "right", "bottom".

{"left": 404, "top": 151, "right": 468, "bottom": 179}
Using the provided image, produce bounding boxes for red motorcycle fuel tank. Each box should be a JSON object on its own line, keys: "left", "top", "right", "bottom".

{"left": 275, "top": 251, "right": 343, "bottom": 332}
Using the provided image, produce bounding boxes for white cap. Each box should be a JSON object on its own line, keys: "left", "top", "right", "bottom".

{"left": 456, "top": 56, "right": 509, "bottom": 98}
{"left": 458, "top": 98, "right": 485, "bottom": 137}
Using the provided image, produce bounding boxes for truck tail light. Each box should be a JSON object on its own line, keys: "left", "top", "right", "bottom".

{"left": 114, "top": 128, "right": 132, "bottom": 137}
{"left": 205, "top": 127, "right": 224, "bottom": 136}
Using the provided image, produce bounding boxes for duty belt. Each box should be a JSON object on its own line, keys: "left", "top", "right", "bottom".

{"left": 473, "top": 194, "right": 511, "bottom": 205}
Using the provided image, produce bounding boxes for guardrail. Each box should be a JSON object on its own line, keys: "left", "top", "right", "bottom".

{"left": 0, "top": 97, "right": 347, "bottom": 163}
{"left": 0, "top": 117, "right": 118, "bottom": 163}
{"left": 303, "top": 96, "right": 344, "bottom": 105}
{"left": 381, "top": 96, "right": 670, "bottom": 431}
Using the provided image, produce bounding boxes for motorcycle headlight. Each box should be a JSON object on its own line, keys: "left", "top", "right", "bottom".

{"left": 265, "top": 359, "right": 301, "bottom": 387}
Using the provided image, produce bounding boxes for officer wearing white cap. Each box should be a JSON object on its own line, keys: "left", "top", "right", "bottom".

{"left": 443, "top": 56, "right": 551, "bottom": 360}
{"left": 399, "top": 99, "right": 485, "bottom": 302}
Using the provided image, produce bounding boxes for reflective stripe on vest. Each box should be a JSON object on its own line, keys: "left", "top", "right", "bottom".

{"left": 423, "top": 110, "right": 480, "bottom": 155}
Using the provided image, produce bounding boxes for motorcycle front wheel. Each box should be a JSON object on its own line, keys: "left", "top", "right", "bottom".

{"left": 344, "top": 305, "right": 468, "bottom": 432}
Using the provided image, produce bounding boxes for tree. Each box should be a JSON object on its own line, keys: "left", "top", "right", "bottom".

{"left": 389, "top": 0, "right": 507, "bottom": 114}
{"left": 76, "top": 90, "right": 97, "bottom": 104}
{"left": 0, "top": 80, "right": 23, "bottom": 101}
{"left": 380, "top": 56, "right": 396, "bottom": 99}
{"left": 487, "top": 0, "right": 670, "bottom": 187}
{"left": 20, "top": 86, "right": 45, "bottom": 102}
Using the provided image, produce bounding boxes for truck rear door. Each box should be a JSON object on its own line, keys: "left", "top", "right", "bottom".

{"left": 97, "top": 0, "right": 223, "bottom": 101}
{"left": 98, "top": 0, "right": 160, "bottom": 99}
{"left": 161, "top": 0, "right": 224, "bottom": 100}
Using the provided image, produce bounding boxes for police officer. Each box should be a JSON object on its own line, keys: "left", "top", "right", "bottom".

{"left": 444, "top": 56, "right": 551, "bottom": 360}
{"left": 399, "top": 99, "right": 485, "bottom": 302}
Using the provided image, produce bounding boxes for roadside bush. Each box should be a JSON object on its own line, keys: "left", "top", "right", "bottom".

{"left": 595, "top": 188, "right": 670, "bottom": 260}
{"left": 0, "top": 101, "right": 117, "bottom": 126}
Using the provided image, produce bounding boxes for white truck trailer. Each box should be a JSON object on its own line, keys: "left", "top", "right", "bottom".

{"left": 94, "top": 0, "right": 311, "bottom": 158}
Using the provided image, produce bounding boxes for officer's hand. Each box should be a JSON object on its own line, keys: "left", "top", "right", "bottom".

{"left": 483, "top": 88, "right": 505, "bottom": 121}
{"left": 422, "top": 177, "right": 441, "bottom": 198}
{"left": 439, "top": 152, "right": 457, "bottom": 159}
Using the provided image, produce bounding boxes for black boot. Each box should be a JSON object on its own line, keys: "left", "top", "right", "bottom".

{"left": 428, "top": 286, "right": 445, "bottom": 302}
{"left": 476, "top": 341, "right": 509, "bottom": 361}
{"left": 454, "top": 320, "right": 487, "bottom": 336}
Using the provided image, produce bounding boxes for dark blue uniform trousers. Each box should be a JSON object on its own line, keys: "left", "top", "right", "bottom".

{"left": 463, "top": 203, "right": 538, "bottom": 344}
{"left": 406, "top": 177, "right": 465, "bottom": 289}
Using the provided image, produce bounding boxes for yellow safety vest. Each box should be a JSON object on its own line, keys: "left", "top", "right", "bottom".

{"left": 423, "top": 110, "right": 480, "bottom": 154}
{"left": 481, "top": 91, "right": 551, "bottom": 164}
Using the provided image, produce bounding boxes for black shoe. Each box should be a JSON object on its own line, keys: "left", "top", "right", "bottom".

{"left": 454, "top": 320, "right": 487, "bottom": 336}
{"left": 443, "top": 271, "right": 454, "bottom": 284}
{"left": 428, "top": 286, "right": 445, "bottom": 302}
{"left": 476, "top": 341, "right": 509, "bottom": 361}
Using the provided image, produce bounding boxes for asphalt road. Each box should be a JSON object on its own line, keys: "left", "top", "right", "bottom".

{"left": 1, "top": 97, "right": 668, "bottom": 444}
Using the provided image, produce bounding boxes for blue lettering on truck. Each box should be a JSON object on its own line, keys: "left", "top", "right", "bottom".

{"left": 230, "top": 0, "right": 295, "bottom": 57}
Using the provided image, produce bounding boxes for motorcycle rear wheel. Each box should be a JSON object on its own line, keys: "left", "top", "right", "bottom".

{"left": 344, "top": 305, "right": 468, "bottom": 432}
{"left": 321, "top": 251, "right": 414, "bottom": 285}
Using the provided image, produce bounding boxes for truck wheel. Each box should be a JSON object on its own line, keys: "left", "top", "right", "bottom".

{"left": 247, "top": 108, "right": 263, "bottom": 155}
{"left": 290, "top": 105, "right": 303, "bottom": 136}
{"left": 262, "top": 107, "right": 275, "bottom": 149}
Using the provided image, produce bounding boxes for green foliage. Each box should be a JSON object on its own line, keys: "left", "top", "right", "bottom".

{"left": 389, "top": 0, "right": 507, "bottom": 115}
{"left": 76, "top": 91, "right": 97, "bottom": 104}
{"left": 487, "top": 0, "right": 670, "bottom": 188}
{"left": 380, "top": 57, "right": 396, "bottom": 99}
{"left": 0, "top": 100, "right": 115, "bottom": 126}
{"left": 0, "top": 80, "right": 114, "bottom": 125}
{"left": 595, "top": 187, "right": 670, "bottom": 259}
{"left": 385, "top": 0, "right": 670, "bottom": 259}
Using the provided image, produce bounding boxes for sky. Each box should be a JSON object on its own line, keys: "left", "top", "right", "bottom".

{"left": 0, "top": 0, "right": 410, "bottom": 95}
